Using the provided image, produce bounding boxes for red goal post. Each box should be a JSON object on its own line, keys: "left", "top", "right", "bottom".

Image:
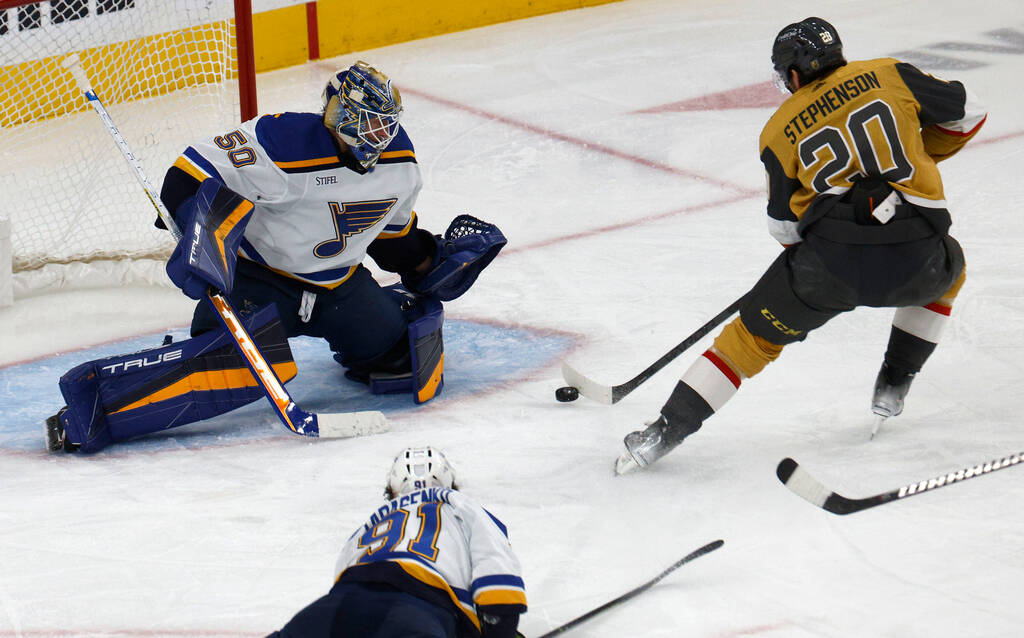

{"left": 0, "top": 0, "right": 257, "bottom": 297}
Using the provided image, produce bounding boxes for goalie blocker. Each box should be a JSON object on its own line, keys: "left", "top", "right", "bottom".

{"left": 46, "top": 304, "right": 296, "bottom": 453}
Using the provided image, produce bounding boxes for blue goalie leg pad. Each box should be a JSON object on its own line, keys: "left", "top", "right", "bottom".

{"left": 366, "top": 372, "right": 415, "bottom": 395}
{"left": 57, "top": 304, "right": 295, "bottom": 453}
{"left": 409, "top": 296, "right": 444, "bottom": 404}
{"left": 56, "top": 364, "right": 110, "bottom": 453}
{"left": 367, "top": 294, "right": 444, "bottom": 403}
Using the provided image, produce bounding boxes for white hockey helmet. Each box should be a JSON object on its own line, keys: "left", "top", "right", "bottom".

{"left": 385, "top": 446, "right": 457, "bottom": 499}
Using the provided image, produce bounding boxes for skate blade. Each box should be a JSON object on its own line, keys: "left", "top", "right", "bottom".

{"left": 614, "top": 450, "right": 643, "bottom": 476}
{"left": 869, "top": 414, "right": 887, "bottom": 440}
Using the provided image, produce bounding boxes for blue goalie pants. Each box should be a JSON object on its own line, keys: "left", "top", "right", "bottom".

{"left": 267, "top": 581, "right": 458, "bottom": 638}
{"left": 192, "top": 260, "right": 408, "bottom": 371}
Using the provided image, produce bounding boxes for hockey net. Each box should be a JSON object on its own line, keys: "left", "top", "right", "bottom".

{"left": 0, "top": 0, "right": 255, "bottom": 297}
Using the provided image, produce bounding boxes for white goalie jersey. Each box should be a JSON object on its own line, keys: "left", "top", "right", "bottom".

{"left": 333, "top": 487, "right": 527, "bottom": 635}
{"left": 169, "top": 111, "right": 422, "bottom": 288}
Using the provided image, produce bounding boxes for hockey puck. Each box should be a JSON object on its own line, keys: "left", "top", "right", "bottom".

{"left": 555, "top": 386, "right": 580, "bottom": 402}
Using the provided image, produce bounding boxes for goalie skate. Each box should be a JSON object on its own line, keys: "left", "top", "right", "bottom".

{"left": 44, "top": 407, "right": 79, "bottom": 453}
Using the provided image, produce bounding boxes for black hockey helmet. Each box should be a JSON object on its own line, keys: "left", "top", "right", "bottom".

{"left": 771, "top": 17, "right": 845, "bottom": 90}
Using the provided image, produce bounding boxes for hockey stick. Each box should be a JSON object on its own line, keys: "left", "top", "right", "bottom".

{"left": 61, "top": 54, "right": 386, "bottom": 439}
{"left": 561, "top": 297, "right": 743, "bottom": 404}
{"left": 776, "top": 453, "right": 1023, "bottom": 515}
{"left": 536, "top": 539, "right": 724, "bottom": 637}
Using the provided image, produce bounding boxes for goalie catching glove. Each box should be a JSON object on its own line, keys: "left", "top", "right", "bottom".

{"left": 402, "top": 214, "right": 506, "bottom": 301}
{"left": 166, "top": 178, "right": 254, "bottom": 299}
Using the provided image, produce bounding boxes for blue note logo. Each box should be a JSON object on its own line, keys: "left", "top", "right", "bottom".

{"left": 314, "top": 199, "right": 398, "bottom": 258}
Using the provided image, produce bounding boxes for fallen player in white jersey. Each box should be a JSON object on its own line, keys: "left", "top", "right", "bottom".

{"left": 268, "top": 447, "right": 528, "bottom": 638}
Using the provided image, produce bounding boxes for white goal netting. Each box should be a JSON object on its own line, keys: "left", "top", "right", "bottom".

{"left": 0, "top": 0, "right": 242, "bottom": 288}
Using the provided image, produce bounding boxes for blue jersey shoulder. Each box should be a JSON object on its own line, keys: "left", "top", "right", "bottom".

{"left": 254, "top": 112, "right": 342, "bottom": 172}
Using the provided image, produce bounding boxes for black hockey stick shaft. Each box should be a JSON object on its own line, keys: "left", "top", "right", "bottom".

{"left": 536, "top": 539, "right": 724, "bottom": 637}
{"left": 777, "top": 453, "right": 1023, "bottom": 515}
{"left": 609, "top": 298, "right": 743, "bottom": 403}
{"left": 562, "top": 297, "right": 744, "bottom": 404}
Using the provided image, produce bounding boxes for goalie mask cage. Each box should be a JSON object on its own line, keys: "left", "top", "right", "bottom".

{"left": 0, "top": 0, "right": 256, "bottom": 293}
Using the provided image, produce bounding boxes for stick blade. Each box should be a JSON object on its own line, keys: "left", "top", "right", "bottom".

{"left": 560, "top": 361, "right": 614, "bottom": 405}
{"left": 686, "top": 538, "right": 724, "bottom": 561}
{"left": 776, "top": 457, "right": 842, "bottom": 511}
{"left": 316, "top": 410, "right": 388, "bottom": 438}
{"left": 646, "top": 539, "right": 725, "bottom": 588}
{"left": 60, "top": 53, "right": 81, "bottom": 69}
{"left": 776, "top": 457, "right": 799, "bottom": 483}
{"left": 60, "top": 53, "right": 94, "bottom": 93}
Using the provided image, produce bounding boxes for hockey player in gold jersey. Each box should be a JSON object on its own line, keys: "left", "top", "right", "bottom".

{"left": 617, "top": 17, "right": 986, "bottom": 473}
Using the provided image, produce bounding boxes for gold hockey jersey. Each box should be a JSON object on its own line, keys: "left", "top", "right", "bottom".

{"left": 759, "top": 58, "right": 986, "bottom": 245}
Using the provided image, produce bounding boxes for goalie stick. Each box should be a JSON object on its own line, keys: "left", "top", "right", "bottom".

{"left": 536, "top": 539, "right": 724, "bottom": 637}
{"left": 561, "top": 297, "right": 743, "bottom": 404}
{"left": 776, "top": 453, "right": 1023, "bottom": 515}
{"left": 61, "top": 54, "right": 386, "bottom": 440}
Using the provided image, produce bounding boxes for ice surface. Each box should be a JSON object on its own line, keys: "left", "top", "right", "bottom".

{"left": 2, "top": 0, "right": 1023, "bottom": 636}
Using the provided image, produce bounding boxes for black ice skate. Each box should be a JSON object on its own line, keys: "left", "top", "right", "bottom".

{"left": 44, "top": 407, "right": 80, "bottom": 453}
{"left": 871, "top": 362, "right": 916, "bottom": 418}
{"left": 869, "top": 363, "right": 916, "bottom": 439}
{"left": 615, "top": 415, "right": 689, "bottom": 475}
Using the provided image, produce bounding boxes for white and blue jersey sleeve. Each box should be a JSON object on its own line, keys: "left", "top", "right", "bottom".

{"left": 169, "top": 111, "right": 422, "bottom": 288}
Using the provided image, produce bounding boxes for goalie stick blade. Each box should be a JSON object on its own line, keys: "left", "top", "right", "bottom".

{"left": 315, "top": 410, "right": 388, "bottom": 439}
{"left": 560, "top": 360, "right": 615, "bottom": 405}
{"left": 777, "top": 453, "right": 1024, "bottom": 515}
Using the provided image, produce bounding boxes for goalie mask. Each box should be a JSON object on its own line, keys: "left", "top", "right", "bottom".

{"left": 385, "top": 446, "right": 457, "bottom": 499}
{"left": 322, "top": 61, "right": 403, "bottom": 170}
